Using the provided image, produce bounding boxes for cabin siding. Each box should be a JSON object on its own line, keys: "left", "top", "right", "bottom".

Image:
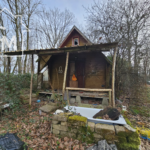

{"left": 48, "top": 52, "right": 110, "bottom": 90}
{"left": 61, "top": 30, "right": 89, "bottom": 48}
{"left": 49, "top": 55, "right": 66, "bottom": 90}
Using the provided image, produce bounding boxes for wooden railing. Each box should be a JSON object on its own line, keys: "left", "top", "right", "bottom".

{"left": 66, "top": 87, "right": 112, "bottom": 106}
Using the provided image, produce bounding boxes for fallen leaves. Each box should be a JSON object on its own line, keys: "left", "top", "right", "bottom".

{"left": 0, "top": 101, "right": 94, "bottom": 149}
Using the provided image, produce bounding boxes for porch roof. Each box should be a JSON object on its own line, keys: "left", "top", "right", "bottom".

{"left": 3, "top": 42, "right": 118, "bottom": 55}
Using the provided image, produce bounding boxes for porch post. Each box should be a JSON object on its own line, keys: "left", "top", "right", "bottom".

{"left": 62, "top": 52, "right": 69, "bottom": 97}
{"left": 29, "top": 54, "right": 34, "bottom": 106}
{"left": 112, "top": 46, "right": 118, "bottom": 107}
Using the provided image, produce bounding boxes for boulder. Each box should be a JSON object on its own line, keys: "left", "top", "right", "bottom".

{"left": 102, "top": 97, "right": 109, "bottom": 107}
{"left": 76, "top": 95, "right": 81, "bottom": 103}
{"left": 39, "top": 104, "right": 59, "bottom": 113}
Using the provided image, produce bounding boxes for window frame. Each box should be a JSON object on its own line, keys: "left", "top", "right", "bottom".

{"left": 72, "top": 37, "right": 79, "bottom": 46}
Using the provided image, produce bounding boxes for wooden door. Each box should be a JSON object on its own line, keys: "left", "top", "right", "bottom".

{"left": 76, "top": 61, "right": 85, "bottom": 88}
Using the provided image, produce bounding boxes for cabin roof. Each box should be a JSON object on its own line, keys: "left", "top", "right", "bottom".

{"left": 3, "top": 42, "right": 118, "bottom": 55}
{"left": 59, "top": 25, "right": 92, "bottom": 48}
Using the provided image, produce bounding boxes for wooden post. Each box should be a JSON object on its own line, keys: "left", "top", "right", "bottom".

{"left": 62, "top": 52, "right": 69, "bottom": 96}
{"left": 66, "top": 89, "right": 70, "bottom": 106}
{"left": 29, "top": 54, "right": 34, "bottom": 106}
{"left": 112, "top": 46, "right": 118, "bottom": 107}
{"left": 109, "top": 91, "right": 111, "bottom": 106}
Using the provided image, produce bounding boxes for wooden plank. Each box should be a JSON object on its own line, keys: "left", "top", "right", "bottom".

{"left": 62, "top": 52, "right": 69, "bottom": 95}
{"left": 66, "top": 87, "right": 112, "bottom": 92}
{"left": 112, "top": 46, "right": 118, "bottom": 107}
{"left": 29, "top": 54, "right": 34, "bottom": 106}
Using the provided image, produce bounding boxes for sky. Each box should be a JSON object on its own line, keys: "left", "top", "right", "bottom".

{"left": 42, "top": 0, "right": 94, "bottom": 28}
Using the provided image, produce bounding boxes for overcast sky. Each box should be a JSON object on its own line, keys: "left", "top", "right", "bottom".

{"left": 42, "top": 0, "right": 94, "bottom": 28}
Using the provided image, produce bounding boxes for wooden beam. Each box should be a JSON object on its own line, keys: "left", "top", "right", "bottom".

{"left": 29, "top": 54, "right": 34, "bottom": 106}
{"left": 66, "top": 87, "right": 112, "bottom": 92}
{"left": 62, "top": 52, "right": 69, "bottom": 95}
{"left": 112, "top": 46, "right": 118, "bottom": 107}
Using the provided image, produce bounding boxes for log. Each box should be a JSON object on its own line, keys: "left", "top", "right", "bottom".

{"left": 62, "top": 52, "right": 69, "bottom": 95}
{"left": 112, "top": 46, "right": 118, "bottom": 107}
{"left": 66, "top": 87, "right": 112, "bottom": 92}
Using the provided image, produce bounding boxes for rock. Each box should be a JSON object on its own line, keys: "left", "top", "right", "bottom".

{"left": 57, "top": 115, "right": 68, "bottom": 122}
{"left": 53, "top": 124, "right": 60, "bottom": 130}
{"left": 52, "top": 120, "right": 60, "bottom": 124}
{"left": 76, "top": 95, "right": 81, "bottom": 103}
{"left": 93, "top": 133, "right": 103, "bottom": 139}
{"left": 39, "top": 104, "right": 59, "bottom": 113}
{"left": 109, "top": 144, "right": 117, "bottom": 150}
{"left": 50, "top": 93, "right": 55, "bottom": 100}
{"left": 52, "top": 129, "right": 60, "bottom": 135}
{"left": 86, "top": 140, "right": 117, "bottom": 150}
{"left": 52, "top": 115, "right": 59, "bottom": 121}
{"left": 59, "top": 125, "right": 68, "bottom": 131}
{"left": 70, "top": 98, "right": 76, "bottom": 104}
{"left": 61, "top": 122, "right": 68, "bottom": 126}
{"left": 88, "top": 122, "right": 95, "bottom": 132}
{"left": 86, "top": 144, "right": 98, "bottom": 150}
{"left": 123, "top": 124, "right": 136, "bottom": 132}
{"left": 102, "top": 97, "right": 109, "bottom": 107}
{"left": 98, "top": 140, "right": 112, "bottom": 150}
{"left": 95, "top": 124, "right": 115, "bottom": 134}
{"left": 114, "top": 125, "right": 125, "bottom": 134}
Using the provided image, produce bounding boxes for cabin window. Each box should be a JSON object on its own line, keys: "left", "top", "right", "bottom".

{"left": 73, "top": 38, "right": 79, "bottom": 46}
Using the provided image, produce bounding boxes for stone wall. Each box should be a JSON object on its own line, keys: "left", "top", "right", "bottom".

{"left": 52, "top": 113, "right": 140, "bottom": 150}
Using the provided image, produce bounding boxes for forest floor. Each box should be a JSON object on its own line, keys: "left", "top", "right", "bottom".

{"left": 0, "top": 100, "right": 93, "bottom": 150}
{"left": 116, "top": 87, "right": 150, "bottom": 150}
{"left": 0, "top": 88, "right": 150, "bottom": 150}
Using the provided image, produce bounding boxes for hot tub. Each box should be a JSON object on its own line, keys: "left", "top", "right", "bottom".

{"left": 64, "top": 106, "right": 126, "bottom": 125}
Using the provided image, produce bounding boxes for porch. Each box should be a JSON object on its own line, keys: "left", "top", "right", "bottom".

{"left": 4, "top": 43, "right": 118, "bottom": 107}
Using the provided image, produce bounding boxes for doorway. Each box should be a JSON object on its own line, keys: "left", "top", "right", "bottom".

{"left": 67, "top": 60, "right": 85, "bottom": 88}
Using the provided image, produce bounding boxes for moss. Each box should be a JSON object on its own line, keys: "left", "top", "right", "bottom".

{"left": 117, "top": 136, "right": 127, "bottom": 143}
{"left": 76, "top": 126, "right": 94, "bottom": 144}
{"left": 116, "top": 142, "right": 139, "bottom": 150}
{"left": 104, "top": 134, "right": 117, "bottom": 141}
{"left": 128, "top": 136, "right": 140, "bottom": 145}
{"left": 117, "top": 131, "right": 126, "bottom": 137}
{"left": 124, "top": 117, "right": 132, "bottom": 126}
{"left": 96, "top": 117, "right": 102, "bottom": 119}
{"left": 68, "top": 115, "right": 87, "bottom": 123}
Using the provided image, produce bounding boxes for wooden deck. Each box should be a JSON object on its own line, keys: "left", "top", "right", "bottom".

{"left": 39, "top": 91, "right": 108, "bottom": 99}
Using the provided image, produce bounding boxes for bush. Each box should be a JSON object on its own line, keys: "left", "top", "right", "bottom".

{"left": 0, "top": 73, "right": 37, "bottom": 110}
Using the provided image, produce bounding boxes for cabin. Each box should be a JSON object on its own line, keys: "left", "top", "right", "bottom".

{"left": 4, "top": 25, "right": 118, "bottom": 107}
{"left": 39, "top": 26, "right": 111, "bottom": 89}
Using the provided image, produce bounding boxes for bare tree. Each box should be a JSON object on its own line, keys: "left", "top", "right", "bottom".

{"left": 36, "top": 8, "right": 75, "bottom": 48}
{"left": 85, "top": 0, "right": 150, "bottom": 98}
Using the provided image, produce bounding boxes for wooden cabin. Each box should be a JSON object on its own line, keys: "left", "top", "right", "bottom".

{"left": 43, "top": 26, "right": 111, "bottom": 90}
{"left": 4, "top": 25, "right": 118, "bottom": 106}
